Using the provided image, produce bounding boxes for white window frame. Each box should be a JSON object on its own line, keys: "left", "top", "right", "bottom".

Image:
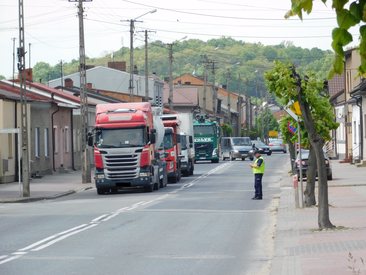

{"left": 35, "top": 127, "right": 40, "bottom": 158}
{"left": 44, "top": 128, "right": 49, "bottom": 157}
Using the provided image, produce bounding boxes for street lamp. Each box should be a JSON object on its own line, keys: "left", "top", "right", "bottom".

{"left": 124, "top": 9, "right": 157, "bottom": 101}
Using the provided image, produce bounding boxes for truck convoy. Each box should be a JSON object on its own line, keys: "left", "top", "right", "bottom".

{"left": 193, "top": 114, "right": 221, "bottom": 163}
{"left": 89, "top": 102, "right": 166, "bottom": 194}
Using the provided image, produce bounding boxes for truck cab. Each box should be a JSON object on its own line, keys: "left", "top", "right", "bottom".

{"left": 179, "top": 132, "right": 194, "bottom": 176}
{"left": 91, "top": 103, "right": 164, "bottom": 194}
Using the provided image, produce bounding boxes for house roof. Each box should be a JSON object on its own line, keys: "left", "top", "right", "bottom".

{"left": 328, "top": 74, "right": 344, "bottom": 97}
{"left": 48, "top": 66, "right": 163, "bottom": 98}
{"left": 163, "top": 85, "right": 198, "bottom": 106}
{"left": 0, "top": 80, "right": 79, "bottom": 107}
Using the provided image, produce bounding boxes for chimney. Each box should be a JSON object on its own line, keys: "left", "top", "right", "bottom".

{"left": 108, "top": 61, "right": 126, "bottom": 72}
{"left": 19, "top": 68, "right": 33, "bottom": 82}
{"left": 64, "top": 78, "right": 73, "bottom": 88}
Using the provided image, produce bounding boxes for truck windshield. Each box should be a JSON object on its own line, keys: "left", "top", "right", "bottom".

{"left": 95, "top": 128, "right": 146, "bottom": 148}
{"left": 163, "top": 133, "right": 174, "bottom": 150}
{"left": 232, "top": 138, "right": 251, "bottom": 146}
{"left": 194, "top": 125, "right": 215, "bottom": 136}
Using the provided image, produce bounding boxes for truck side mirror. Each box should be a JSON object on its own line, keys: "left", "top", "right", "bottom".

{"left": 87, "top": 132, "right": 93, "bottom": 147}
{"left": 189, "top": 135, "right": 193, "bottom": 144}
{"left": 150, "top": 129, "right": 156, "bottom": 144}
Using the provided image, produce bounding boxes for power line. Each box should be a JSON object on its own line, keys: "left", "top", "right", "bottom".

{"left": 119, "top": 0, "right": 336, "bottom": 21}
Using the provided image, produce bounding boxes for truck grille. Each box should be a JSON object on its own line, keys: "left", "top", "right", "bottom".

{"left": 104, "top": 154, "right": 139, "bottom": 180}
{"left": 195, "top": 143, "right": 213, "bottom": 156}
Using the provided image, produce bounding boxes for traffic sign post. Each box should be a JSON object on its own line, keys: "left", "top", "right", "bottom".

{"left": 284, "top": 105, "right": 304, "bottom": 208}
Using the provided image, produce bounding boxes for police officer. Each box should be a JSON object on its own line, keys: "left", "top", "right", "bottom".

{"left": 249, "top": 150, "right": 265, "bottom": 200}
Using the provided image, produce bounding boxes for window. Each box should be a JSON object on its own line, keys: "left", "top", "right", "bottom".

{"left": 44, "top": 128, "right": 49, "bottom": 157}
{"left": 35, "top": 127, "right": 40, "bottom": 158}
{"left": 64, "top": 127, "right": 69, "bottom": 153}
{"left": 53, "top": 126, "right": 58, "bottom": 154}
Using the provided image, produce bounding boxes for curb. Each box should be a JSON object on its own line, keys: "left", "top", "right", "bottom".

{"left": 0, "top": 186, "right": 93, "bottom": 203}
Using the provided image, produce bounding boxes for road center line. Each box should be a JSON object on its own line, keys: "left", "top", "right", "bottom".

{"left": 1, "top": 162, "right": 231, "bottom": 266}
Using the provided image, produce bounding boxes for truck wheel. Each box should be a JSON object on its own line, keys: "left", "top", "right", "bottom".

{"left": 144, "top": 184, "right": 154, "bottom": 192}
{"left": 242, "top": 157, "right": 246, "bottom": 161}
{"left": 97, "top": 187, "right": 106, "bottom": 195}
{"left": 154, "top": 181, "right": 160, "bottom": 190}
{"left": 189, "top": 162, "right": 194, "bottom": 175}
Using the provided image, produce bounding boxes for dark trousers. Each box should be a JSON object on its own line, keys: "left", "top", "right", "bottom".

{"left": 254, "top": 173, "right": 263, "bottom": 198}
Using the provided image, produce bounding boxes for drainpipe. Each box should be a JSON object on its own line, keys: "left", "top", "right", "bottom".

{"left": 51, "top": 94, "right": 60, "bottom": 172}
{"left": 70, "top": 108, "right": 76, "bottom": 170}
{"left": 351, "top": 93, "right": 363, "bottom": 161}
{"left": 14, "top": 100, "right": 19, "bottom": 181}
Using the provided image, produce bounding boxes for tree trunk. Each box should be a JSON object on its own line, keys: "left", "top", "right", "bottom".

{"left": 313, "top": 141, "right": 335, "bottom": 229}
{"left": 304, "top": 146, "right": 316, "bottom": 207}
{"left": 294, "top": 71, "right": 334, "bottom": 229}
{"left": 288, "top": 141, "right": 296, "bottom": 174}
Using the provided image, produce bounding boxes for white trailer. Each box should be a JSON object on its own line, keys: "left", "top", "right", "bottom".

{"left": 177, "top": 113, "right": 195, "bottom": 176}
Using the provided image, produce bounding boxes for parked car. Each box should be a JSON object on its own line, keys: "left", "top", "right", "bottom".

{"left": 251, "top": 140, "right": 272, "bottom": 156}
{"left": 294, "top": 149, "right": 333, "bottom": 180}
{"left": 268, "top": 139, "right": 287, "bottom": 153}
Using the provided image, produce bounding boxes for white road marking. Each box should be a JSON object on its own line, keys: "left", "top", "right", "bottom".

{"left": 31, "top": 224, "right": 98, "bottom": 252}
{"left": 1, "top": 163, "right": 230, "bottom": 266}
{"left": 18, "top": 224, "right": 89, "bottom": 252}
{"left": 91, "top": 214, "right": 109, "bottom": 223}
{"left": 0, "top": 255, "right": 22, "bottom": 265}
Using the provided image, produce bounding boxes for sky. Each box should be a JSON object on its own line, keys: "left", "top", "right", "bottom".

{"left": 0, "top": 0, "right": 359, "bottom": 78}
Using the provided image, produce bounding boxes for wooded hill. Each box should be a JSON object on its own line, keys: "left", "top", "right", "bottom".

{"left": 33, "top": 37, "right": 334, "bottom": 98}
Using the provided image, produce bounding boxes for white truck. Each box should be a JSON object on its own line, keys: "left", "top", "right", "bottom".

{"left": 177, "top": 113, "right": 195, "bottom": 176}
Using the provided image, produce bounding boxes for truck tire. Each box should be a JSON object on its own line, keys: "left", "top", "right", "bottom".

{"left": 154, "top": 181, "right": 160, "bottom": 190}
{"left": 242, "top": 157, "right": 246, "bottom": 161}
{"left": 97, "top": 187, "right": 107, "bottom": 195}
{"left": 145, "top": 184, "right": 154, "bottom": 192}
{"left": 211, "top": 158, "right": 219, "bottom": 163}
{"left": 189, "top": 162, "right": 194, "bottom": 175}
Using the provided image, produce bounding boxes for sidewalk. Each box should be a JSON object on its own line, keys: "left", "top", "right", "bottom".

{"left": 0, "top": 171, "right": 94, "bottom": 203}
{"left": 271, "top": 161, "right": 366, "bottom": 275}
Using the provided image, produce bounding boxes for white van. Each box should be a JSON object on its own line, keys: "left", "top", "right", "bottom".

{"left": 221, "top": 137, "right": 254, "bottom": 161}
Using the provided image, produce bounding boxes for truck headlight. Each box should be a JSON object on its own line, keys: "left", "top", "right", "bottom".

{"left": 139, "top": 172, "right": 150, "bottom": 177}
{"left": 212, "top": 148, "right": 218, "bottom": 156}
{"left": 96, "top": 174, "right": 105, "bottom": 179}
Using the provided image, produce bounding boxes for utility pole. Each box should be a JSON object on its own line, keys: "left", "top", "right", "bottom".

{"left": 60, "top": 60, "right": 64, "bottom": 90}
{"left": 28, "top": 42, "right": 31, "bottom": 69}
{"left": 70, "top": 0, "right": 92, "bottom": 183}
{"left": 168, "top": 43, "right": 174, "bottom": 111}
{"left": 226, "top": 69, "right": 231, "bottom": 126}
{"left": 129, "top": 19, "right": 136, "bottom": 101}
{"left": 12, "top": 37, "right": 16, "bottom": 85}
{"left": 202, "top": 55, "right": 208, "bottom": 114}
{"left": 211, "top": 61, "right": 217, "bottom": 119}
{"left": 18, "top": 0, "right": 30, "bottom": 197}
{"left": 142, "top": 30, "right": 155, "bottom": 102}
{"left": 144, "top": 30, "right": 149, "bottom": 102}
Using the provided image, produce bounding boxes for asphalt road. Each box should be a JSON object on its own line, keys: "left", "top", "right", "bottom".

{"left": 0, "top": 153, "right": 288, "bottom": 275}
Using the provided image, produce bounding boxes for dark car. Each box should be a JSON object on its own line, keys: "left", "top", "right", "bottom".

{"left": 294, "top": 149, "right": 333, "bottom": 180}
{"left": 251, "top": 140, "right": 272, "bottom": 156}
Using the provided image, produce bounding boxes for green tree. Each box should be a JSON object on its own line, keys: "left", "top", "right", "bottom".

{"left": 265, "top": 61, "right": 339, "bottom": 229}
{"left": 221, "top": 123, "right": 233, "bottom": 137}
{"left": 0, "top": 75, "right": 5, "bottom": 80}
{"left": 255, "top": 108, "right": 279, "bottom": 140}
{"left": 286, "top": 0, "right": 366, "bottom": 74}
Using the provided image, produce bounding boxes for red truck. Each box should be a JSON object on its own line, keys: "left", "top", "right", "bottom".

{"left": 162, "top": 115, "right": 181, "bottom": 183}
{"left": 88, "top": 102, "right": 165, "bottom": 194}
